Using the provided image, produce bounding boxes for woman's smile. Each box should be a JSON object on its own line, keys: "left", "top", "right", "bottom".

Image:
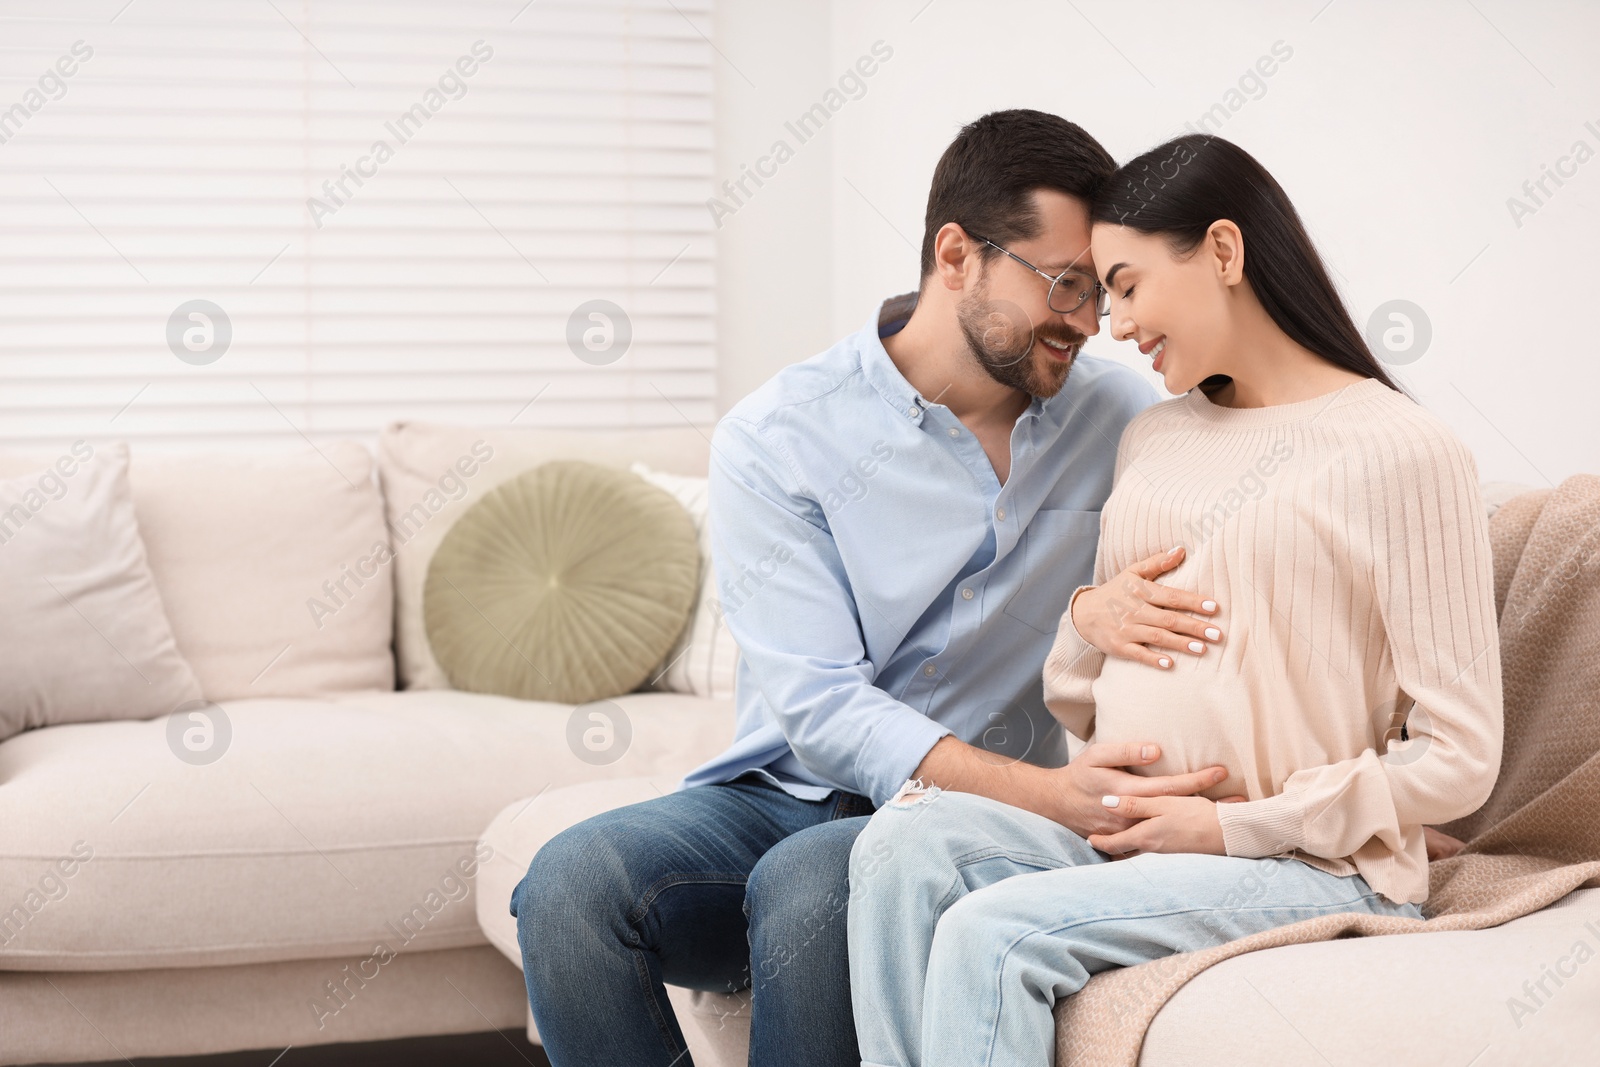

{"left": 1139, "top": 335, "right": 1167, "bottom": 373}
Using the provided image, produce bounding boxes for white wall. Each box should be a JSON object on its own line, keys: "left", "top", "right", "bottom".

{"left": 710, "top": 1, "right": 838, "bottom": 413}
{"left": 714, "top": 0, "right": 1600, "bottom": 486}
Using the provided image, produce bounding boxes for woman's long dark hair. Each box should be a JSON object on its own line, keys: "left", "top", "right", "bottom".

{"left": 1090, "top": 135, "right": 1407, "bottom": 398}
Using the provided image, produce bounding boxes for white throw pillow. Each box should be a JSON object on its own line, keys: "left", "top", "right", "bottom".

{"left": 0, "top": 442, "right": 203, "bottom": 741}
{"left": 0, "top": 441, "right": 394, "bottom": 701}
{"left": 630, "top": 462, "right": 740, "bottom": 701}
{"left": 121, "top": 442, "right": 394, "bottom": 700}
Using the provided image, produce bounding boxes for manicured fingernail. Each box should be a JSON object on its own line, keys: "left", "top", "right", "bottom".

{"left": 1205, "top": 627, "right": 1221, "bottom": 641}
{"left": 1158, "top": 657, "right": 1171, "bottom": 669}
{"left": 1214, "top": 769, "right": 1227, "bottom": 783}
{"left": 1141, "top": 744, "right": 1156, "bottom": 759}
{"left": 1168, "top": 546, "right": 1182, "bottom": 556}
{"left": 1188, "top": 640, "right": 1204, "bottom": 653}
{"left": 1202, "top": 600, "right": 1217, "bottom": 612}
{"left": 1101, "top": 795, "right": 1120, "bottom": 808}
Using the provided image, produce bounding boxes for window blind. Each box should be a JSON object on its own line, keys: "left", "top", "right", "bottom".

{"left": 0, "top": 0, "right": 716, "bottom": 450}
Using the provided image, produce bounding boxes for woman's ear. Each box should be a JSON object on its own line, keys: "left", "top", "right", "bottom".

{"left": 1207, "top": 220, "right": 1246, "bottom": 287}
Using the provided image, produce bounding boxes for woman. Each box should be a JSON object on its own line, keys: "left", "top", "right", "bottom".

{"left": 846, "top": 134, "right": 1502, "bottom": 1067}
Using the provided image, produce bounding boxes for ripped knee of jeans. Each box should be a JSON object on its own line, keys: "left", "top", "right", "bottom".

{"left": 888, "top": 776, "right": 943, "bottom": 807}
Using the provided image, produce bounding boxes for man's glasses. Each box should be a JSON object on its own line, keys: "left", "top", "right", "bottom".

{"left": 971, "top": 234, "right": 1110, "bottom": 317}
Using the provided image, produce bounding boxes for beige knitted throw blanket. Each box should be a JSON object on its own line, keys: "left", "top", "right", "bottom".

{"left": 1055, "top": 473, "right": 1600, "bottom": 1066}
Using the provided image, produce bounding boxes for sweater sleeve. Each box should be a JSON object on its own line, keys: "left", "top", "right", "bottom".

{"left": 1215, "top": 432, "right": 1504, "bottom": 861}
{"left": 1041, "top": 570, "right": 1108, "bottom": 741}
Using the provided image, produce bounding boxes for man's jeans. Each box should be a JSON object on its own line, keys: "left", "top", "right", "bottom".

{"left": 848, "top": 787, "right": 1425, "bottom": 1067}
{"left": 509, "top": 772, "right": 875, "bottom": 1066}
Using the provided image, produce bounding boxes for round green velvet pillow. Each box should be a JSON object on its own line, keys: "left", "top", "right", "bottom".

{"left": 423, "top": 460, "right": 701, "bottom": 704}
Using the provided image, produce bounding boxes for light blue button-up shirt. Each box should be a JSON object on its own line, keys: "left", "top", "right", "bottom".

{"left": 678, "top": 293, "right": 1158, "bottom": 806}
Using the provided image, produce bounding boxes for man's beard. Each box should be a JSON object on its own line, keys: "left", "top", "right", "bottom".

{"left": 956, "top": 281, "right": 1085, "bottom": 398}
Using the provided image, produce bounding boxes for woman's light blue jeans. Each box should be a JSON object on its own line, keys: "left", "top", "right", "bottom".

{"left": 847, "top": 786, "right": 1424, "bottom": 1067}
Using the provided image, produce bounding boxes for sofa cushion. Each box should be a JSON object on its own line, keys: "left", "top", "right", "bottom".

{"left": 0, "top": 442, "right": 394, "bottom": 701}
{"left": 1138, "top": 884, "right": 1600, "bottom": 1065}
{"left": 424, "top": 462, "right": 701, "bottom": 704}
{"left": 0, "top": 443, "right": 203, "bottom": 741}
{"left": 377, "top": 423, "right": 713, "bottom": 691}
{"left": 0, "top": 690, "right": 733, "bottom": 971}
{"left": 631, "top": 462, "right": 742, "bottom": 701}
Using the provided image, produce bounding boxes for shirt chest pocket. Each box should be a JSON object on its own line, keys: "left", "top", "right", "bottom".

{"left": 1002, "top": 508, "right": 1102, "bottom": 635}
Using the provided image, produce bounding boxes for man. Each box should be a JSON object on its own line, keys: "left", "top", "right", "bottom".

{"left": 510, "top": 109, "right": 1231, "bottom": 1066}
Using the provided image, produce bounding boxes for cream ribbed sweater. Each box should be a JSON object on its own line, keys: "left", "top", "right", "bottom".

{"left": 1042, "top": 376, "right": 1503, "bottom": 905}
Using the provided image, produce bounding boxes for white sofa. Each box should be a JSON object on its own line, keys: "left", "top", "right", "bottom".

{"left": 0, "top": 425, "right": 737, "bottom": 1065}
{"left": 2, "top": 421, "right": 1593, "bottom": 1067}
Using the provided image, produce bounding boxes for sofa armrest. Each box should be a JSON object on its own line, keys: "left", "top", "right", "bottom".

{"left": 475, "top": 776, "right": 679, "bottom": 969}
{"left": 477, "top": 775, "right": 749, "bottom": 1067}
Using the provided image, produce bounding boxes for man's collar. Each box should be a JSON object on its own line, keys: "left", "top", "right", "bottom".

{"left": 857, "top": 292, "right": 1061, "bottom": 427}
{"left": 858, "top": 292, "right": 925, "bottom": 423}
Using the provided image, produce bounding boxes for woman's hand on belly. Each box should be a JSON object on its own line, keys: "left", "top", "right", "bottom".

{"left": 1071, "top": 545, "right": 1225, "bottom": 669}
{"left": 1087, "top": 793, "right": 1247, "bottom": 858}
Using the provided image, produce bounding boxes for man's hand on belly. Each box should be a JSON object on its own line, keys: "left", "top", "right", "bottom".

{"left": 1071, "top": 545, "right": 1224, "bottom": 670}
{"left": 1047, "top": 742, "right": 1245, "bottom": 841}
{"left": 911, "top": 739, "right": 1245, "bottom": 843}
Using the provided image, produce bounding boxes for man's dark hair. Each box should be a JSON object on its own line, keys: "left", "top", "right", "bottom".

{"left": 919, "top": 109, "right": 1117, "bottom": 278}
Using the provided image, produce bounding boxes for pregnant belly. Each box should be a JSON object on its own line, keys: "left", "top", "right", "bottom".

{"left": 1090, "top": 658, "right": 1263, "bottom": 802}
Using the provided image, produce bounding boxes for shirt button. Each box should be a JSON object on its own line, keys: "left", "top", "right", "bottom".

{"left": 947, "top": 427, "right": 959, "bottom": 438}
{"left": 923, "top": 664, "right": 936, "bottom": 676}
{"left": 961, "top": 588, "right": 974, "bottom": 600}
{"left": 908, "top": 406, "right": 917, "bottom": 417}
{"left": 996, "top": 507, "right": 1006, "bottom": 521}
